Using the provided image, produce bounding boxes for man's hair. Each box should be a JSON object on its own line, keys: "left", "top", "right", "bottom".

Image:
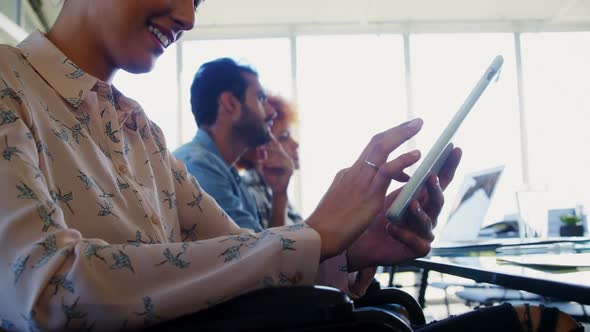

{"left": 190, "top": 57, "right": 258, "bottom": 127}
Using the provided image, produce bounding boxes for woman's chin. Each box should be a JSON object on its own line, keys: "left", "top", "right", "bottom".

{"left": 121, "top": 56, "right": 157, "bottom": 74}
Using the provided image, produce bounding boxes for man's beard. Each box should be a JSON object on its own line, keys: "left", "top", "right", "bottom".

{"left": 234, "top": 104, "right": 271, "bottom": 148}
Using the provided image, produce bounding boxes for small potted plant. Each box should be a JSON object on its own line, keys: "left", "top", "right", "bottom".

{"left": 559, "top": 214, "right": 584, "bottom": 237}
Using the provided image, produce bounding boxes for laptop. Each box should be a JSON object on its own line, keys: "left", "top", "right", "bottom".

{"left": 433, "top": 165, "right": 505, "bottom": 245}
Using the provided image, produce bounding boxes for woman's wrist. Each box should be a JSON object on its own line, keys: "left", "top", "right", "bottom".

{"left": 345, "top": 233, "right": 373, "bottom": 272}
{"left": 306, "top": 215, "right": 338, "bottom": 262}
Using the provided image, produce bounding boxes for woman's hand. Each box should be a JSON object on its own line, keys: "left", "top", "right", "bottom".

{"left": 346, "top": 147, "right": 462, "bottom": 271}
{"left": 305, "top": 118, "right": 426, "bottom": 260}
{"left": 257, "top": 133, "right": 295, "bottom": 195}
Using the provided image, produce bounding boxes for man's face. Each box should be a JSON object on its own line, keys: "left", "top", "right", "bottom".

{"left": 88, "top": 0, "right": 198, "bottom": 74}
{"left": 233, "top": 73, "right": 276, "bottom": 147}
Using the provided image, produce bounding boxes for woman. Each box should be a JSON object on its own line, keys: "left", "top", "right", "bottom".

{"left": 0, "top": 0, "right": 458, "bottom": 330}
{"left": 0, "top": 0, "right": 578, "bottom": 331}
{"left": 239, "top": 94, "right": 303, "bottom": 228}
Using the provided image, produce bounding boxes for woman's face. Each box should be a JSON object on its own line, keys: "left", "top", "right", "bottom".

{"left": 272, "top": 119, "right": 300, "bottom": 170}
{"left": 90, "top": 0, "right": 198, "bottom": 74}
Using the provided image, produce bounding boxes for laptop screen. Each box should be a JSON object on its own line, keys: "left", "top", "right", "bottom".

{"left": 435, "top": 165, "right": 505, "bottom": 243}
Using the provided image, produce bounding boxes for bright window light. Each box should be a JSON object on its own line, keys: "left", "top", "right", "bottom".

{"left": 521, "top": 32, "right": 590, "bottom": 216}
{"left": 297, "top": 34, "right": 407, "bottom": 216}
{"left": 410, "top": 33, "right": 521, "bottom": 228}
{"left": 113, "top": 31, "right": 590, "bottom": 232}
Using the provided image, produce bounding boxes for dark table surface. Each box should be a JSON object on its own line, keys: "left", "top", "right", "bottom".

{"left": 408, "top": 252, "right": 590, "bottom": 305}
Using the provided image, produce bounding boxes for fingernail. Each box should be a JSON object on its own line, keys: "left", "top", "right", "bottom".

{"left": 407, "top": 118, "right": 423, "bottom": 129}
{"left": 409, "top": 150, "right": 420, "bottom": 157}
{"left": 428, "top": 175, "right": 439, "bottom": 188}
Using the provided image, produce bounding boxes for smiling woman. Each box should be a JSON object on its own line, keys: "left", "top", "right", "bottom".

{"left": 46, "top": 0, "right": 195, "bottom": 81}
{"left": 0, "top": 0, "right": 467, "bottom": 331}
{"left": 3, "top": 0, "right": 582, "bottom": 331}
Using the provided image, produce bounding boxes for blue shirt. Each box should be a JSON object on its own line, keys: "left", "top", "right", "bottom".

{"left": 174, "top": 130, "right": 263, "bottom": 232}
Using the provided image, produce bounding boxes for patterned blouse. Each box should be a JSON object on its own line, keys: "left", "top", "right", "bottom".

{"left": 241, "top": 169, "right": 303, "bottom": 229}
{"left": 0, "top": 31, "right": 356, "bottom": 331}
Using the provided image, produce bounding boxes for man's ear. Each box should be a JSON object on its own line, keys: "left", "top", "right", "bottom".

{"left": 218, "top": 92, "right": 240, "bottom": 118}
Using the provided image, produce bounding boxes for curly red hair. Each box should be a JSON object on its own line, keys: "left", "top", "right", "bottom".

{"left": 267, "top": 94, "right": 297, "bottom": 127}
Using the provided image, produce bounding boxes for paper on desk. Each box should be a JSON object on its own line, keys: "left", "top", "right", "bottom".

{"left": 497, "top": 253, "right": 590, "bottom": 272}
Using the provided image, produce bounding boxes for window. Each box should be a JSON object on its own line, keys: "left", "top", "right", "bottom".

{"left": 0, "top": 1, "right": 19, "bottom": 23}
{"left": 521, "top": 32, "right": 590, "bottom": 215}
{"left": 410, "top": 33, "right": 521, "bottom": 227}
{"left": 296, "top": 34, "right": 407, "bottom": 216}
{"left": 113, "top": 31, "right": 590, "bottom": 229}
{"left": 0, "top": 0, "right": 22, "bottom": 44}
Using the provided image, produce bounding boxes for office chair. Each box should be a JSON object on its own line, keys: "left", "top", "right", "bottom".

{"left": 145, "top": 285, "right": 423, "bottom": 331}
{"left": 355, "top": 278, "right": 426, "bottom": 326}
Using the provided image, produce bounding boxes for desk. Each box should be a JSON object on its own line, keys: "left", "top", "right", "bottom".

{"left": 406, "top": 253, "right": 590, "bottom": 305}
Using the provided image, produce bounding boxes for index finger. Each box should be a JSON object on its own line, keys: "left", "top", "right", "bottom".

{"left": 356, "top": 118, "right": 424, "bottom": 168}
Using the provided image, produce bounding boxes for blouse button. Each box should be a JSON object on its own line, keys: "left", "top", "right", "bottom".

{"left": 118, "top": 164, "right": 128, "bottom": 175}
{"left": 150, "top": 215, "right": 160, "bottom": 225}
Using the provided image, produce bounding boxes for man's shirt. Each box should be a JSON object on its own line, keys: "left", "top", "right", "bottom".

{"left": 174, "top": 130, "right": 264, "bottom": 232}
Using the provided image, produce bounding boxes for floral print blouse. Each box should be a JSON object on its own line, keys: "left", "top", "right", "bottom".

{"left": 0, "top": 31, "right": 355, "bottom": 331}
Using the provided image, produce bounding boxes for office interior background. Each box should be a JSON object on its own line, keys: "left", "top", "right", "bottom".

{"left": 1, "top": 0, "right": 589, "bottom": 238}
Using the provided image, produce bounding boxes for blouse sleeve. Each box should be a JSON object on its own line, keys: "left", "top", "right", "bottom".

{"left": 0, "top": 101, "right": 321, "bottom": 331}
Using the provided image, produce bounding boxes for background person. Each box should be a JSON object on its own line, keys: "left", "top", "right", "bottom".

{"left": 238, "top": 93, "right": 303, "bottom": 228}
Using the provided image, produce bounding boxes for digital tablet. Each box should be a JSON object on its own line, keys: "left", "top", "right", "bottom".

{"left": 386, "top": 55, "right": 504, "bottom": 223}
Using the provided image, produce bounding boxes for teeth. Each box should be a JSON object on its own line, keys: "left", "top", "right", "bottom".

{"left": 148, "top": 25, "right": 170, "bottom": 48}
